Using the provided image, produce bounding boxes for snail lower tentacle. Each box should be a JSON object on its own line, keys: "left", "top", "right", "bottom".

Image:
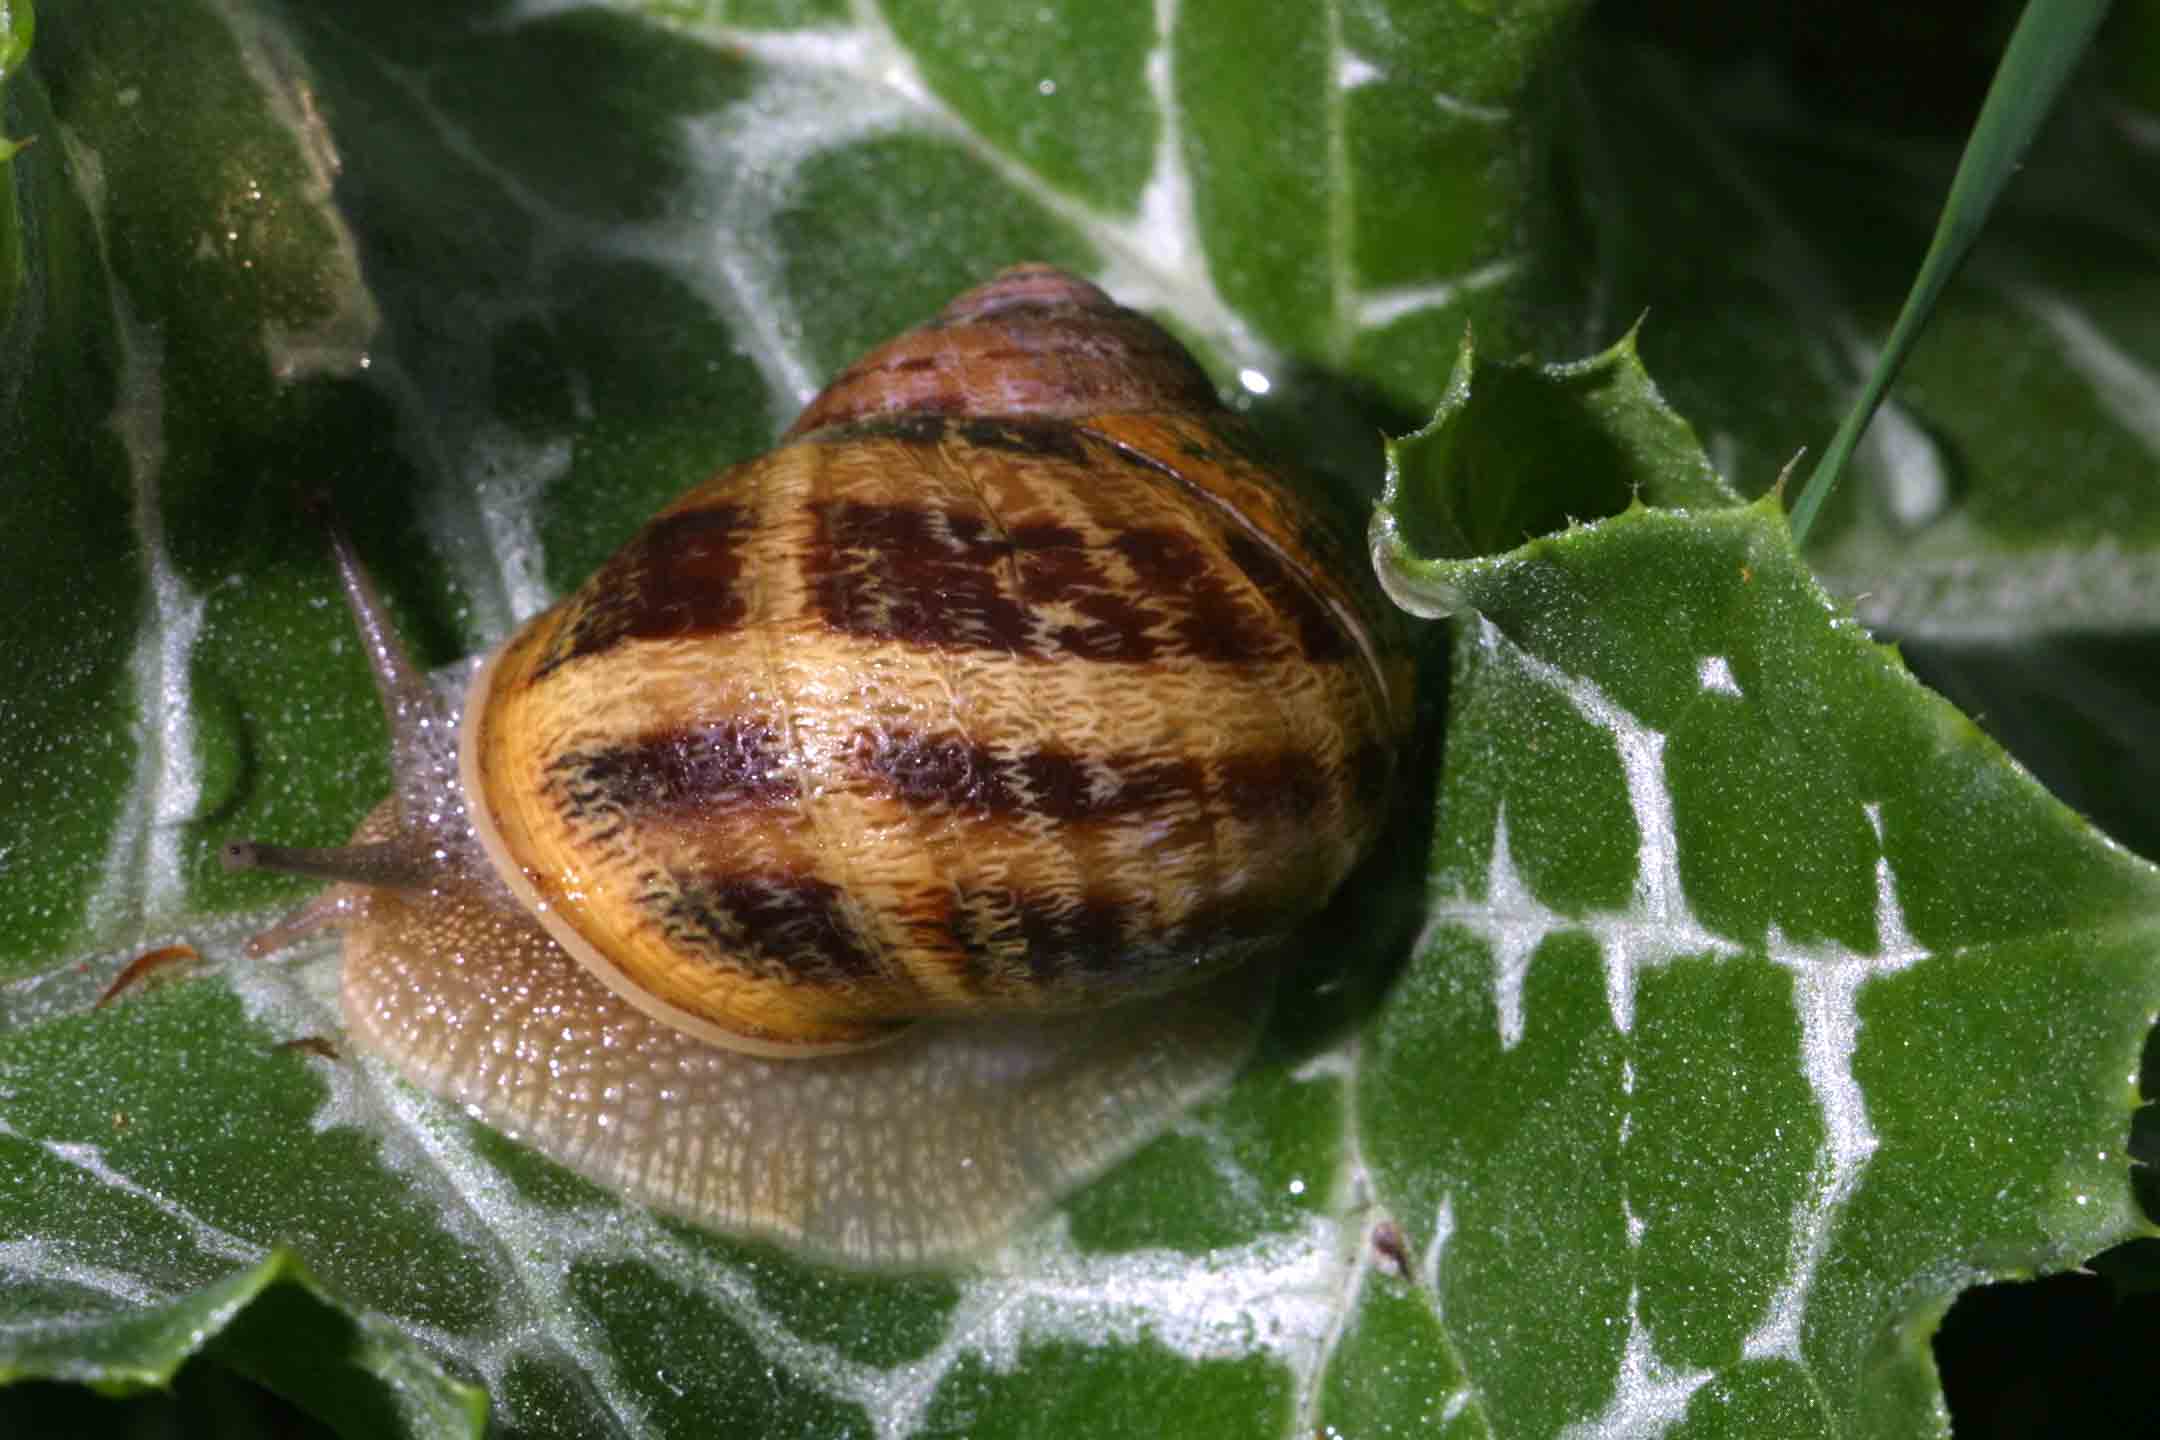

{"left": 221, "top": 838, "right": 438, "bottom": 891}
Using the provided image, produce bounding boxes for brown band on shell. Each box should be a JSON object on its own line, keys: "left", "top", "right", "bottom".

{"left": 618, "top": 863, "right": 1291, "bottom": 1020}
{"left": 546, "top": 720, "right": 799, "bottom": 822}
{"left": 1215, "top": 748, "right": 1332, "bottom": 824}
{"left": 940, "top": 882, "right": 1289, "bottom": 1000}
{"left": 650, "top": 870, "right": 885, "bottom": 987}
{"left": 1219, "top": 530, "right": 1354, "bottom": 664}
{"left": 803, "top": 499, "right": 1040, "bottom": 655}
{"left": 802, "top": 499, "right": 1304, "bottom": 666}
{"left": 1007, "top": 892, "right": 1129, "bottom": 981}
{"left": 851, "top": 728, "right": 1358, "bottom": 836}
{"left": 544, "top": 715, "right": 1355, "bottom": 861}
{"left": 792, "top": 414, "right": 1369, "bottom": 668}
{"left": 948, "top": 416, "right": 1094, "bottom": 465}
{"left": 1105, "top": 525, "right": 1280, "bottom": 665}
{"left": 534, "top": 505, "right": 757, "bottom": 678}
{"left": 1003, "top": 518, "right": 1174, "bottom": 662}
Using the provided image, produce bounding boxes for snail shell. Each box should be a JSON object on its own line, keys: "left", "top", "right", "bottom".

{"left": 225, "top": 266, "right": 1411, "bottom": 1266}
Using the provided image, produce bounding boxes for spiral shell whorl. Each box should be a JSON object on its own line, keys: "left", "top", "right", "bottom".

{"left": 786, "top": 264, "right": 1222, "bottom": 437}
{"left": 461, "top": 268, "right": 1408, "bottom": 1057}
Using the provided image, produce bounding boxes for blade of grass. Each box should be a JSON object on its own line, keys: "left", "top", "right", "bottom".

{"left": 1787, "top": 0, "right": 2112, "bottom": 546}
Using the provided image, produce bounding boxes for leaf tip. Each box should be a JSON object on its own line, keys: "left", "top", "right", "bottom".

{"left": 1772, "top": 448, "right": 1807, "bottom": 504}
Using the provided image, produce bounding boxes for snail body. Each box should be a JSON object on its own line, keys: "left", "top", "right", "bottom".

{"left": 228, "top": 266, "right": 1410, "bottom": 1266}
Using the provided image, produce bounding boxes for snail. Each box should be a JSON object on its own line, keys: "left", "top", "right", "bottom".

{"left": 223, "top": 265, "right": 1412, "bottom": 1267}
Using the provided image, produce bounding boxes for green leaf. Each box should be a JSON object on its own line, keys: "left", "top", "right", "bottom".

{"left": 6, "top": 1, "right": 2160, "bottom": 1436}
{"left": 1540, "top": 2, "right": 2160, "bottom": 639}
{"left": 1366, "top": 484, "right": 2160, "bottom": 1436}
{"left": 0, "top": 1246, "right": 485, "bottom": 1437}
{"left": 1369, "top": 326, "right": 1740, "bottom": 618}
